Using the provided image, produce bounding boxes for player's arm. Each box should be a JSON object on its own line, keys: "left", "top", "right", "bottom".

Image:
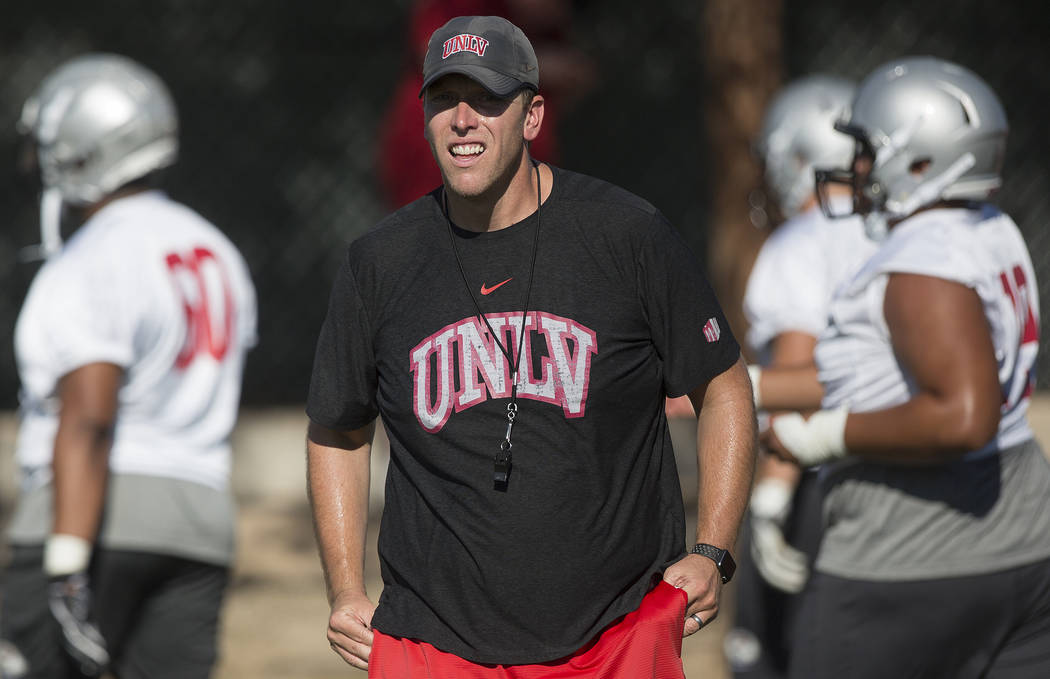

{"left": 749, "top": 330, "right": 823, "bottom": 412}
{"left": 48, "top": 362, "right": 121, "bottom": 674}
{"left": 759, "top": 329, "right": 819, "bottom": 479}
{"left": 753, "top": 365, "right": 823, "bottom": 412}
{"left": 307, "top": 420, "right": 376, "bottom": 670}
{"left": 844, "top": 273, "right": 1000, "bottom": 459}
{"left": 51, "top": 362, "right": 121, "bottom": 561}
{"left": 747, "top": 330, "right": 817, "bottom": 592}
{"left": 664, "top": 356, "right": 757, "bottom": 634}
{"left": 766, "top": 274, "right": 1000, "bottom": 465}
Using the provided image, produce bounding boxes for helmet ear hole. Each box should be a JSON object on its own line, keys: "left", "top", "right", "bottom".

{"left": 71, "top": 154, "right": 93, "bottom": 171}
{"left": 909, "top": 158, "right": 932, "bottom": 175}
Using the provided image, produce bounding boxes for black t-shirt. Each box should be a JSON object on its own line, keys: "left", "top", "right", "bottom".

{"left": 307, "top": 166, "right": 739, "bottom": 664}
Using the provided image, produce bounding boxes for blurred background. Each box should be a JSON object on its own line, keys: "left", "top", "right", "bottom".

{"left": 1, "top": 1, "right": 1048, "bottom": 676}
{"left": 1, "top": 0, "right": 1047, "bottom": 405}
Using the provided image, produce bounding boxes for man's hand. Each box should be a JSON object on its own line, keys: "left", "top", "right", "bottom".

{"left": 327, "top": 590, "right": 377, "bottom": 670}
{"left": 663, "top": 555, "right": 722, "bottom": 637}
{"left": 47, "top": 572, "right": 109, "bottom": 676}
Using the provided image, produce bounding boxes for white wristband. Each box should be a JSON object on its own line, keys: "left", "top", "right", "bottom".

{"left": 44, "top": 533, "right": 93, "bottom": 576}
{"left": 746, "top": 364, "right": 762, "bottom": 410}
{"left": 749, "top": 477, "right": 794, "bottom": 524}
{"left": 771, "top": 407, "right": 849, "bottom": 467}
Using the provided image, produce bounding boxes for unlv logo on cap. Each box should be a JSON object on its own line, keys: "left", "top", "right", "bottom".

{"left": 443, "top": 33, "right": 490, "bottom": 59}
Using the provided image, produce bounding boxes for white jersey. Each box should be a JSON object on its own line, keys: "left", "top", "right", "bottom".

{"left": 816, "top": 205, "right": 1038, "bottom": 455}
{"left": 744, "top": 203, "right": 876, "bottom": 360}
{"left": 14, "top": 191, "right": 257, "bottom": 491}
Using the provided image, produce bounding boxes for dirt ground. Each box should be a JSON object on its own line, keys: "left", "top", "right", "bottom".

{"left": 7, "top": 396, "right": 1050, "bottom": 678}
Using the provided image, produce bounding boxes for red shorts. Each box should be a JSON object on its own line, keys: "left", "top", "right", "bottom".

{"left": 368, "top": 580, "right": 688, "bottom": 678}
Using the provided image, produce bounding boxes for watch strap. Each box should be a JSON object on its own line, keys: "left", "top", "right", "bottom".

{"left": 691, "top": 542, "right": 735, "bottom": 583}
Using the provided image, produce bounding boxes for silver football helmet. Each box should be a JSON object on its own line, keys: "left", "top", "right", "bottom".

{"left": 818, "top": 56, "right": 1007, "bottom": 240}
{"left": 754, "top": 75, "right": 856, "bottom": 219}
{"left": 17, "top": 53, "right": 178, "bottom": 258}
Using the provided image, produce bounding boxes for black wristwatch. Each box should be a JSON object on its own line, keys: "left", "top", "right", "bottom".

{"left": 691, "top": 543, "right": 736, "bottom": 584}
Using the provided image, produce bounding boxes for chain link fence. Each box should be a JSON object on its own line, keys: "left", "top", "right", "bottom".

{"left": 0, "top": 0, "right": 1046, "bottom": 410}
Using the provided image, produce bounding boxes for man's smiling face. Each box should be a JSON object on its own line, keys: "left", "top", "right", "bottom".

{"left": 423, "top": 74, "right": 529, "bottom": 202}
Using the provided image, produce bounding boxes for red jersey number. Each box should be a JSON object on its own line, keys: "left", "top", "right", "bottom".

{"left": 999, "top": 265, "right": 1039, "bottom": 405}
{"left": 166, "top": 247, "right": 234, "bottom": 369}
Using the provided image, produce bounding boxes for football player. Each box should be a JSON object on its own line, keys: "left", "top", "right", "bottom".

{"left": 728, "top": 74, "right": 876, "bottom": 678}
{"left": 1, "top": 54, "right": 257, "bottom": 678}
{"left": 767, "top": 56, "right": 1050, "bottom": 678}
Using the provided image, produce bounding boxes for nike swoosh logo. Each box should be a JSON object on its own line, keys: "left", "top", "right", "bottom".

{"left": 480, "top": 277, "right": 513, "bottom": 295}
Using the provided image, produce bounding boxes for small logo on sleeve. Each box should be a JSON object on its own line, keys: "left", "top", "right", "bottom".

{"left": 443, "top": 34, "right": 490, "bottom": 59}
{"left": 703, "top": 318, "right": 721, "bottom": 343}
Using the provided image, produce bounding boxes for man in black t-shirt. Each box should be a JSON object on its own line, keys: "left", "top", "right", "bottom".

{"left": 306, "top": 15, "right": 756, "bottom": 677}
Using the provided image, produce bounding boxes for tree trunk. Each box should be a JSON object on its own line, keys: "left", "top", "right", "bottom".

{"left": 700, "top": 0, "right": 782, "bottom": 356}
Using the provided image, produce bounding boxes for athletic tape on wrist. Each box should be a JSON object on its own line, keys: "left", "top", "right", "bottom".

{"left": 746, "top": 364, "right": 762, "bottom": 410}
{"left": 750, "top": 477, "right": 794, "bottom": 523}
{"left": 771, "top": 407, "right": 848, "bottom": 467}
{"left": 44, "top": 534, "right": 93, "bottom": 576}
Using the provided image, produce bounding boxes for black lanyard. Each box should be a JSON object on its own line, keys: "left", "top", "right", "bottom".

{"left": 444, "top": 161, "right": 542, "bottom": 489}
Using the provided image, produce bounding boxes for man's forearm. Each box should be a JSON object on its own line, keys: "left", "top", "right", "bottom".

{"left": 690, "top": 358, "right": 757, "bottom": 549}
{"left": 307, "top": 422, "right": 375, "bottom": 603}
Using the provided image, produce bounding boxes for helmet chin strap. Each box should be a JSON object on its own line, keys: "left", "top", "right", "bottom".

{"left": 40, "top": 187, "right": 64, "bottom": 256}
{"left": 886, "top": 152, "right": 976, "bottom": 217}
{"left": 20, "top": 187, "right": 65, "bottom": 261}
{"left": 863, "top": 212, "right": 890, "bottom": 242}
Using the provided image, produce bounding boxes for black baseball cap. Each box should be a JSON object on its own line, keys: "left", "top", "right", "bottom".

{"left": 419, "top": 16, "right": 539, "bottom": 98}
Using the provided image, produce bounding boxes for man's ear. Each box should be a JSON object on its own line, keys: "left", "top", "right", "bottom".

{"left": 523, "top": 94, "right": 545, "bottom": 143}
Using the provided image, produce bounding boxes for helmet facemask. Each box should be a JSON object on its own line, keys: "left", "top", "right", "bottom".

{"left": 815, "top": 123, "right": 887, "bottom": 237}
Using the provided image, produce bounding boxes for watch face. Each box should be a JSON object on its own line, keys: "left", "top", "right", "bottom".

{"left": 720, "top": 551, "right": 736, "bottom": 583}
